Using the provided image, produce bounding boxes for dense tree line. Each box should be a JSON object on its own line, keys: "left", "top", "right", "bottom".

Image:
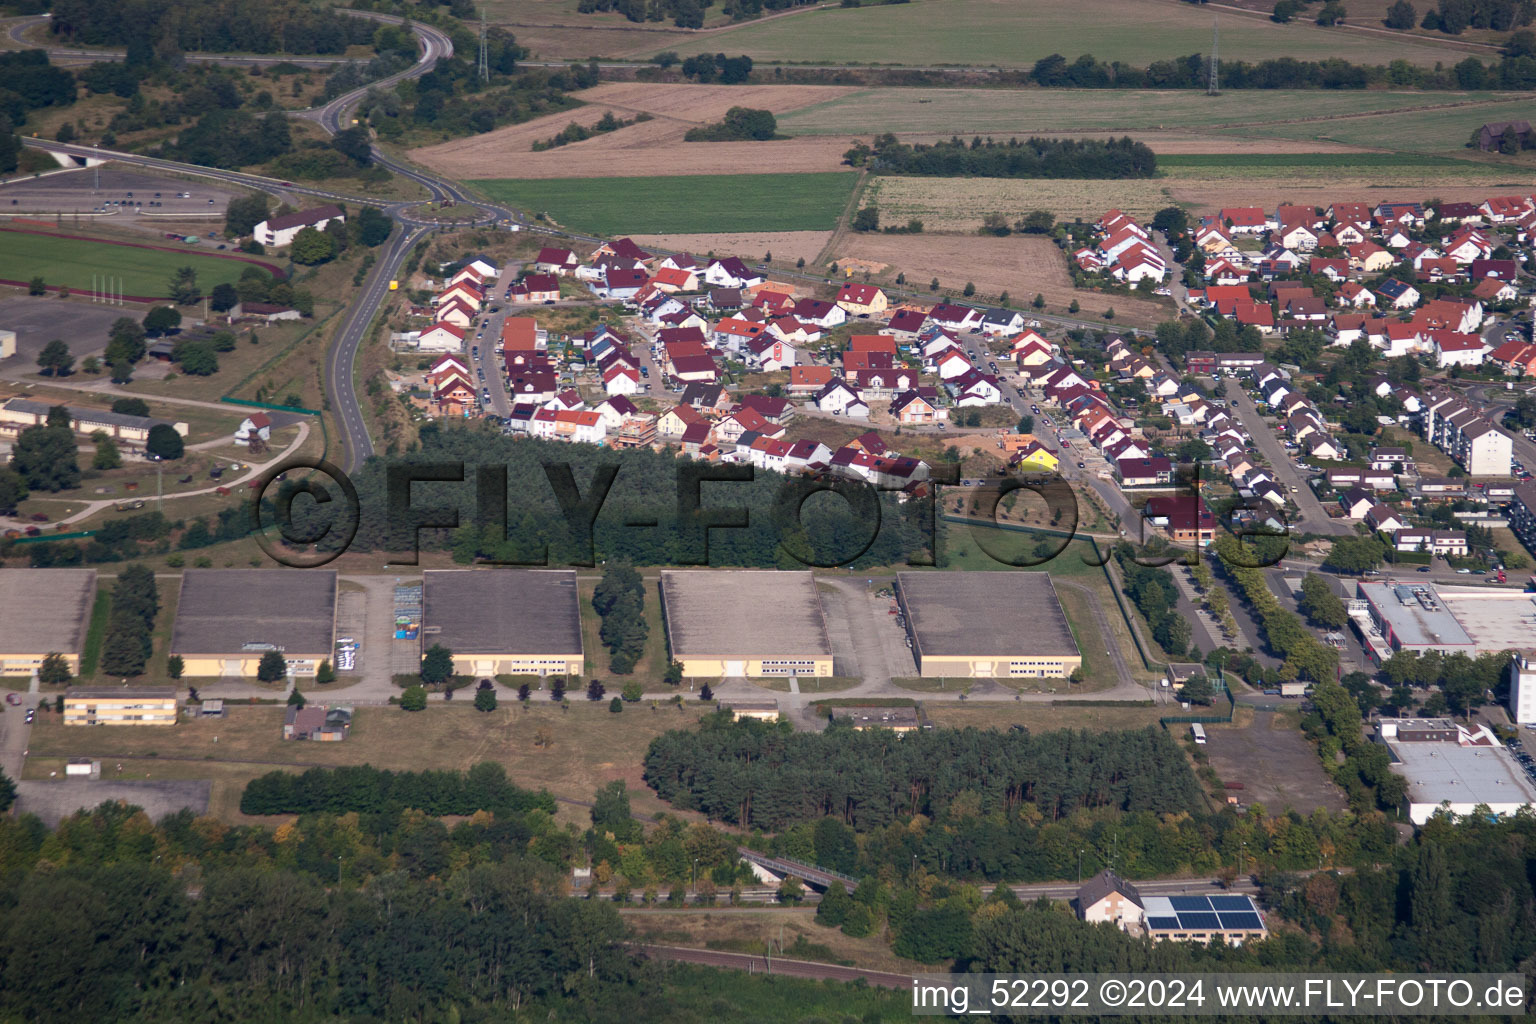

{"left": 49, "top": 0, "right": 378, "bottom": 55}
{"left": 1026, "top": 47, "right": 1536, "bottom": 89}
{"left": 644, "top": 713, "right": 1203, "bottom": 831}
{"left": 1113, "top": 543, "right": 1193, "bottom": 658}
{"left": 593, "top": 562, "right": 648, "bottom": 673}
{"left": 240, "top": 762, "right": 557, "bottom": 818}
{"left": 281, "top": 427, "right": 930, "bottom": 568}
{"left": 8, "top": 405, "right": 79, "bottom": 494}
{"left": 100, "top": 563, "right": 159, "bottom": 678}
{"left": 0, "top": 50, "right": 74, "bottom": 127}
{"left": 683, "top": 106, "right": 777, "bottom": 141}
{"left": 845, "top": 133, "right": 1157, "bottom": 178}
{"left": 580, "top": 0, "right": 817, "bottom": 27}
{"left": 1420, "top": 0, "right": 1536, "bottom": 32}
{"left": 1212, "top": 536, "right": 1340, "bottom": 685}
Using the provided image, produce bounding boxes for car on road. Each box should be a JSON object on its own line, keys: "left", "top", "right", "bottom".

{"left": 1457, "top": 568, "right": 1473, "bottom": 574}
{"left": 1418, "top": 566, "right": 1433, "bottom": 573}
{"left": 24, "top": 708, "right": 35, "bottom": 724}
{"left": 4, "top": 693, "right": 20, "bottom": 706}
{"left": 1077, "top": 461, "right": 1085, "bottom": 468}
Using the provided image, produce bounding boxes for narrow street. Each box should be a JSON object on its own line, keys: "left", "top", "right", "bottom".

{"left": 1225, "top": 386, "right": 1354, "bottom": 536}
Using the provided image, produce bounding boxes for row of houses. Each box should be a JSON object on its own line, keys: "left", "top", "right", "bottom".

{"left": 1421, "top": 388, "right": 1515, "bottom": 477}
{"left": 1074, "top": 210, "right": 1168, "bottom": 283}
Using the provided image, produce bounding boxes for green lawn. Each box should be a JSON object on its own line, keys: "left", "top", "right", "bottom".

{"left": 1208, "top": 96, "right": 1536, "bottom": 153}
{"left": 1154, "top": 153, "right": 1487, "bottom": 170}
{"left": 0, "top": 231, "right": 275, "bottom": 298}
{"left": 469, "top": 173, "right": 859, "bottom": 235}
{"left": 659, "top": 0, "right": 1481, "bottom": 67}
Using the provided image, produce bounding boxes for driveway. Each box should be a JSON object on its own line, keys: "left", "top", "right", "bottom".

{"left": 1225, "top": 386, "right": 1353, "bottom": 536}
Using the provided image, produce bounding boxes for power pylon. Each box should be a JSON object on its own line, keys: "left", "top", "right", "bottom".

{"left": 1207, "top": 16, "right": 1220, "bottom": 96}
{"left": 477, "top": 9, "right": 490, "bottom": 82}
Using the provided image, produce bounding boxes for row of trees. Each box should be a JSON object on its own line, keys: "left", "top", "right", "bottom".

{"left": 1211, "top": 536, "right": 1340, "bottom": 685}
{"left": 101, "top": 563, "right": 159, "bottom": 678}
{"left": 1113, "top": 544, "right": 1194, "bottom": 658}
{"left": 240, "top": 762, "right": 557, "bottom": 818}
{"left": 644, "top": 713, "right": 1204, "bottom": 832}
{"left": 844, "top": 133, "right": 1158, "bottom": 179}
{"left": 1026, "top": 46, "right": 1536, "bottom": 90}
{"left": 593, "top": 562, "right": 649, "bottom": 674}
{"left": 682, "top": 106, "right": 777, "bottom": 141}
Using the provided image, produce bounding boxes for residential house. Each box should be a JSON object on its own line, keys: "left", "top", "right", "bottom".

{"left": 1141, "top": 495, "right": 1216, "bottom": 547}
{"left": 253, "top": 204, "right": 345, "bottom": 248}
{"left": 702, "top": 257, "right": 764, "bottom": 290}
{"left": 890, "top": 388, "right": 945, "bottom": 425}
{"left": 1117, "top": 457, "right": 1173, "bottom": 488}
{"left": 510, "top": 273, "right": 560, "bottom": 303}
{"left": 535, "top": 247, "right": 581, "bottom": 275}
{"left": 815, "top": 378, "right": 868, "bottom": 417}
{"left": 835, "top": 282, "right": 888, "bottom": 317}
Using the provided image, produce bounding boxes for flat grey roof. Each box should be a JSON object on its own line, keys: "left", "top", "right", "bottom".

{"left": 1389, "top": 739, "right": 1536, "bottom": 809}
{"left": 171, "top": 569, "right": 336, "bottom": 656}
{"left": 1358, "top": 580, "right": 1474, "bottom": 649}
{"left": 3, "top": 397, "right": 174, "bottom": 431}
{"left": 421, "top": 570, "right": 582, "bottom": 656}
{"left": 897, "top": 571, "right": 1079, "bottom": 658}
{"left": 68, "top": 687, "right": 177, "bottom": 699}
{"left": 0, "top": 569, "right": 97, "bottom": 655}
{"left": 660, "top": 570, "right": 832, "bottom": 659}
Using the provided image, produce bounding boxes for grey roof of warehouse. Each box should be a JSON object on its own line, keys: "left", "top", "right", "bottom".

{"left": 0, "top": 569, "right": 97, "bottom": 655}
{"left": 421, "top": 569, "right": 583, "bottom": 656}
{"left": 3, "top": 397, "right": 175, "bottom": 432}
{"left": 170, "top": 569, "right": 337, "bottom": 656}
{"left": 1387, "top": 736, "right": 1536, "bottom": 810}
{"left": 1356, "top": 580, "right": 1474, "bottom": 648}
{"left": 660, "top": 570, "right": 832, "bottom": 658}
{"left": 896, "top": 571, "right": 1079, "bottom": 657}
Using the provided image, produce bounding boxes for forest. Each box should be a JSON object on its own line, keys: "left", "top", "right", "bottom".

{"left": 278, "top": 426, "right": 932, "bottom": 568}
{"left": 48, "top": 0, "right": 379, "bottom": 55}
{"left": 644, "top": 713, "right": 1204, "bottom": 831}
{"left": 844, "top": 134, "right": 1157, "bottom": 179}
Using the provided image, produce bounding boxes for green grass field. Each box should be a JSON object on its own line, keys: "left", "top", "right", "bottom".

{"left": 659, "top": 0, "right": 1483, "bottom": 67}
{"left": 1209, "top": 96, "right": 1536, "bottom": 153}
{"left": 1154, "top": 153, "right": 1486, "bottom": 170}
{"left": 777, "top": 88, "right": 1525, "bottom": 142}
{"left": 0, "top": 231, "right": 274, "bottom": 298}
{"left": 469, "top": 172, "right": 858, "bottom": 234}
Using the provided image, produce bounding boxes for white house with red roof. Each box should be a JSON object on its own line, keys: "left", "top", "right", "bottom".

{"left": 433, "top": 297, "right": 477, "bottom": 328}
{"left": 418, "top": 322, "right": 467, "bottom": 353}
{"left": 1220, "top": 206, "right": 1273, "bottom": 235}
{"left": 235, "top": 412, "right": 272, "bottom": 446}
{"left": 793, "top": 297, "right": 847, "bottom": 329}
{"left": 927, "top": 302, "right": 984, "bottom": 331}
{"left": 1480, "top": 196, "right": 1531, "bottom": 223}
{"left": 535, "top": 247, "right": 581, "bottom": 275}
{"left": 702, "top": 257, "right": 764, "bottom": 289}
{"left": 1432, "top": 331, "right": 1488, "bottom": 368}
{"left": 651, "top": 267, "right": 700, "bottom": 293}
{"left": 602, "top": 363, "right": 640, "bottom": 395}
{"left": 510, "top": 273, "right": 560, "bottom": 303}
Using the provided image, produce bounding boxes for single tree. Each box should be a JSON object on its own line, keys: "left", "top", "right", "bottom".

{"left": 27, "top": 276, "right": 44, "bottom": 295}
{"left": 286, "top": 687, "right": 307, "bottom": 707}
{"left": 290, "top": 226, "right": 337, "bottom": 265}
{"left": 257, "top": 649, "right": 288, "bottom": 682}
{"left": 517, "top": 682, "right": 531, "bottom": 702}
{"left": 111, "top": 397, "right": 150, "bottom": 417}
{"left": 963, "top": 281, "right": 976, "bottom": 297}
{"left": 168, "top": 655, "right": 184, "bottom": 680}
{"left": 12, "top": 416, "right": 80, "bottom": 492}
{"left": 81, "top": 356, "right": 100, "bottom": 374}
{"left": 699, "top": 682, "right": 714, "bottom": 701}
{"left": 146, "top": 423, "right": 184, "bottom": 460}
{"left": 421, "top": 643, "right": 455, "bottom": 685}
{"left": 609, "top": 696, "right": 623, "bottom": 712}
{"left": 315, "top": 659, "right": 335, "bottom": 684}
{"left": 1385, "top": 0, "right": 1416, "bottom": 27}
{"left": 38, "top": 652, "right": 71, "bottom": 685}
{"left": 474, "top": 685, "right": 498, "bottom": 712}
{"left": 550, "top": 678, "right": 566, "bottom": 701}
{"left": 90, "top": 431, "right": 121, "bottom": 470}
{"left": 1032, "top": 293, "right": 1045, "bottom": 308}
{"left": 586, "top": 679, "right": 606, "bottom": 701}
{"left": 209, "top": 282, "right": 239, "bottom": 312}
{"left": 401, "top": 684, "right": 428, "bottom": 711}
{"left": 168, "top": 266, "right": 200, "bottom": 305}
{"left": 143, "top": 306, "right": 182, "bottom": 335}
{"left": 663, "top": 660, "right": 684, "bottom": 686}
{"left": 622, "top": 681, "right": 643, "bottom": 702}
{"left": 36, "top": 339, "right": 72, "bottom": 377}
{"left": 1068, "top": 299, "right": 1080, "bottom": 314}
{"left": 851, "top": 207, "right": 879, "bottom": 232}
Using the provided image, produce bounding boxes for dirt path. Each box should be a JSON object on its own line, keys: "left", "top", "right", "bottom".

{"left": 814, "top": 168, "right": 867, "bottom": 269}
{"left": 608, "top": 3, "right": 837, "bottom": 58}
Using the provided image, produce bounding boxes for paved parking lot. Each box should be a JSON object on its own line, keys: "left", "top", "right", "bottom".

{"left": 0, "top": 296, "right": 126, "bottom": 373}
{"left": 15, "top": 778, "right": 210, "bottom": 826}
{"left": 0, "top": 167, "right": 234, "bottom": 224}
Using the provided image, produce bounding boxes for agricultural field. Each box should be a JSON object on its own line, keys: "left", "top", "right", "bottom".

{"left": 652, "top": 0, "right": 1486, "bottom": 67}
{"left": 830, "top": 231, "right": 1169, "bottom": 324}
{"left": 409, "top": 82, "right": 854, "bottom": 180}
{"left": 0, "top": 228, "right": 280, "bottom": 299}
{"left": 471, "top": 172, "right": 858, "bottom": 234}
{"left": 861, "top": 164, "right": 1523, "bottom": 225}
{"left": 777, "top": 88, "right": 1530, "bottom": 153}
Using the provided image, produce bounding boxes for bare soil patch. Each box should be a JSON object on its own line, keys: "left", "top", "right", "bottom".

{"left": 412, "top": 83, "right": 855, "bottom": 180}
{"left": 833, "top": 232, "right": 1169, "bottom": 323}
{"left": 628, "top": 230, "right": 831, "bottom": 266}
{"left": 1201, "top": 710, "right": 1347, "bottom": 815}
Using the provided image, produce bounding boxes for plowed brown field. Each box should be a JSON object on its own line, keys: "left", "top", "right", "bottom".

{"left": 833, "top": 233, "right": 1171, "bottom": 324}
{"left": 411, "top": 82, "right": 856, "bottom": 180}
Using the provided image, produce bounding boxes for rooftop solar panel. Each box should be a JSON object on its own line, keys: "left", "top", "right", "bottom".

{"left": 1170, "top": 896, "right": 1212, "bottom": 912}
{"left": 1218, "top": 911, "right": 1263, "bottom": 930}
{"left": 1178, "top": 911, "right": 1221, "bottom": 930}
{"left": 1146, "top": 916, "right": 1181, "bottom": 930}
{"left": 1210, "top": 895, "right": 1254, "bottom": 912}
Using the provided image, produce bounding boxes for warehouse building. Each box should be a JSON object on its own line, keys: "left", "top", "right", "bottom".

{"left": 421, "top": 569, "right": 583, "bottom": 677}
{"left": 1350, "top": 580, "right": 1477, "bottom": 664}
{"left": 170, "top": 569, "right": 337, "bottom": 678}
{"left": 660, "top": 570, "right": 834, "bottom": 678}
{"left": 63, "top": 688, "right": 178, "bottom": 726}
{"left": 896, "top": 572, "right": 1082, "bottom": 678}
{"left": 1380, "top": 718, "right": 1536, "bottom": 824}
{"left": 0, "top": 568, "right": 97, "bottom": 677}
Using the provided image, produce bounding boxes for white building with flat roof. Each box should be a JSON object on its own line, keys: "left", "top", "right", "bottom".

{"left": 1511, "top": 654, "right": 1536, "bottom": 725}
{"left": 1380, "top": 718, "right": 1536, "bottom": 824}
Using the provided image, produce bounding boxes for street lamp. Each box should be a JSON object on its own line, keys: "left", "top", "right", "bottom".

{"left": 1078, "top": 848, "right": 1083, "bottom": 884}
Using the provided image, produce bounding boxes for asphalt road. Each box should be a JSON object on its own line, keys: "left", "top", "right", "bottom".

{"left": 1225, "top": 385, "right": 1354, "bottom": 537}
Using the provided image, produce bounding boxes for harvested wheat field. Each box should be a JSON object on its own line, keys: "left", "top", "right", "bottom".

{"left": 628, "top": 230, "right": 832, "bottom": 267}
{"left": 412, "top": 82, "right": 856, "bottom": 179}
{"left": 833, "top": 233, "right": 1170, "bottom": 324}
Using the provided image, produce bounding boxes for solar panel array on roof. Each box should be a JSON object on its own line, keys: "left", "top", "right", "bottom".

{"left": 1142, "top": 894, "right": 1265, "bottom": 934}
{"left": 1209, "top": 895, "right": 1253, "bottom": 912}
